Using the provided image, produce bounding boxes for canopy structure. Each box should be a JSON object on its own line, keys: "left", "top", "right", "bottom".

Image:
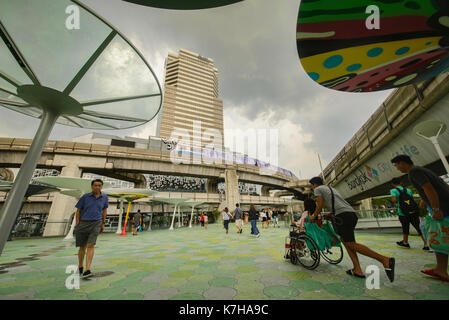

{"left": 34, "top": 176, "right": 158, "bottom": 236}
{"left": 283, "top": 200, "right": 303, "bottom": 223}
{"left": 0, "top": 181, "right": 60, "bottom": 240}
{"left": 297, "top": 0, "right": 449, "bottom": 92}
{"left": 180, "top": 201, "right": 204, "bottom": 228}
{"left": 0, "top": 0, "right": 162, "bottom": 254}
{"left": 105, "top": 188, "right": 159, "bottom": 202}
{"left": 151, "top": 197, "right": 190, "bottom": 230}
{"left": 180, "top": 201, "right": 205, "bottom": 208}
{"left": 34, "top": 177, "right": 112, "bottom": 194}
{"left": 0, "top": 181, "right": 59, "bottom": 199}
{"left": 0, "top": 0, "right": 162, "bottom": 129}
{"left": 33, "top": 176, "right": 111, "bottom": 240}
{"left": 123, "top": 0, "right": 243, "bottom": 10}
{"left": 106, "top": 189, "right": 158, "bottom": 235}
{"left": 284, "top": 200, "right": 303, "bottom": 207}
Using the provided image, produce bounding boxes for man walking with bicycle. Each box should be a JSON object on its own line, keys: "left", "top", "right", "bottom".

{"left": 309, "top": 176, "right": 395, "bottom": 282}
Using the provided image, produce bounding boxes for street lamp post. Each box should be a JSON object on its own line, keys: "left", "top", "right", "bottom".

{"left": 414, "top": 120, "right": 449, "bottom": 175}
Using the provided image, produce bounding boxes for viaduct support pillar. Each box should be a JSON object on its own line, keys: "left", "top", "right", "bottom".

{"left": 43, "top": 164, "right": 82, "bottom": 237}
{"left": 223, "top": 168, "right": 240, "bottom": 211}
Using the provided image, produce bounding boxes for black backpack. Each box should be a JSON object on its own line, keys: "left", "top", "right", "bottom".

{"left": 396, "top": 187, "right": 419, "bottom": 215}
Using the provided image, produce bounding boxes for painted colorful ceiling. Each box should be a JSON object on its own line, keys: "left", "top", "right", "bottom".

{"left": 297, "top": 0, "right": 449, "bottom": 92}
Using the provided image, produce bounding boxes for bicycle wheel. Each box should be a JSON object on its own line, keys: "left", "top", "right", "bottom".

{"left": 321, "top": 245, "right": 344, "bottom": 264}
{"left": 291, "top": 234, "right": 320, "bottom": 270}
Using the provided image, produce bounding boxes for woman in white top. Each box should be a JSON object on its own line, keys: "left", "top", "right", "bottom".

{"left": 222, "top": 207, "right": 231, "bottom": 234}
{"left": 260, "top": 210, "right": 267, "bottom": 229}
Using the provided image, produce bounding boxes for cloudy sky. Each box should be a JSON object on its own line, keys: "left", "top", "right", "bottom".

{"left": 0, "top": 0, "right": 393, "bottom": 178}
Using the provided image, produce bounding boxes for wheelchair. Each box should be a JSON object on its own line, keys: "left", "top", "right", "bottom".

{"left": 284, "top": 215, "right": 344, "bottom": 270}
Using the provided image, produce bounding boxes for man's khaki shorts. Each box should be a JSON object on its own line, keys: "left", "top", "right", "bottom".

{"left": 236, "top": 219, "right": 243, "bottom": 228}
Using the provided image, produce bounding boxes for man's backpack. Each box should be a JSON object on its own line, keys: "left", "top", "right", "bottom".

{"left": 396, "top": 187, "right": 419, "bottom": 215}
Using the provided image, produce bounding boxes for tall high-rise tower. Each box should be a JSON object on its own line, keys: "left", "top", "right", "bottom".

{"left": 157, "top": 49, "right": 224, "bottom": 147}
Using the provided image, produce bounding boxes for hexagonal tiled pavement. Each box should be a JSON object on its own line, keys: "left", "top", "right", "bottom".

{"left": 0, "top": 223, "right": 448, "bottom": 300}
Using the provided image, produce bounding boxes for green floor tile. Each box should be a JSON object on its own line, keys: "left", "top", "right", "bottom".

{"left": 264, "top": 285, "right": 298, "bottom": 299}
{"left": 0, "top": 224, "right": 446, "bottom": 300}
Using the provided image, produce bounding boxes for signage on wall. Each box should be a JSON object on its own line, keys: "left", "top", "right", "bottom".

{"left": 334, "top": 94, "right": 449, "bottom": 198}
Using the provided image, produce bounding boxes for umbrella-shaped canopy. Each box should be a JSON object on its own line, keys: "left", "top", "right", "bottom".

{"left": 151, "top": 197, "right": 190, "bottom": 206}
{"left": 284, "top": 200, "right": 303, "bottom": 207}
{"left": 297, "top": 0, "right": 449, "bottom": 92}
{"left": 0, "top": 181, "right": 59, "bottom": 198}
{"left": 60, "top": 189, "right": 84, "bottom": 199}
{"left": 0, "top": 0, "right": 162, "bottom": 128}
{"left": 34, "top": 177, "right": 112, "bottom": 194}
{"left": 105, "top": 188, "right": 158, "bottom": 202}
{"left": 0, "top": 0, "right": 161, "bottom": 254}
{"left": 180, "top": 201, "right": 204, "bottom": 208}
{"left": 123, "top": 0, "right": 243, "bottom": 10}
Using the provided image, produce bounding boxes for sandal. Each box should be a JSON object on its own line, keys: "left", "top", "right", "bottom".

{"left": 421, "top": 269, "right": 449, "bottom": 282}
{"left": 346, "top": 269, "right": 366, "bottom": 278}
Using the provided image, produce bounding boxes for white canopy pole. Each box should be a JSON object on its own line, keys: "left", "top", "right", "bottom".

{"left": 189, "top": 205, "right": 194, "bottom": 228}
{"left": 63, "top": 212, "right": 77, "bottom": 241}
{"left": 169, "top": 204, "right": 177, "bottom": 230}
{"left": 148, "top": 203, "right": 153, "bottom": 231}
{"left": 116, "top": 198, "right": 124, "bottom": 234}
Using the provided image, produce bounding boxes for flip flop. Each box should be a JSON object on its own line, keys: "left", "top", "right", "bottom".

{"left": 421, "top": 269, "right": 440, "bottom": 279}
{"left": 346, "top": 269, "right": 366, "bottom": 278}
{"left": 385, "top": 257, "right": 395, "bottom": 283}
{"left": 421, "top": 269, "right": 449, "bottom": 282}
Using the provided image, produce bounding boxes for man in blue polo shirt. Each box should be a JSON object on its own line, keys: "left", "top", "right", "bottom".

{"left": 74, "top": 179, "right": 108, "bottom": 279}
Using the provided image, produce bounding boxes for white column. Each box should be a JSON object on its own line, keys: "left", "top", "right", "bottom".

{"left": 169, "top": 204, "right": 177, "bottom": 230}
{"left": 148, "top": 204, "right": 153, "bottom": 231}
{"left": 116, "top": 199, "right": 124, "bottom": 234}
{"left": 189, "top": 206, "right": 194, "bottom": 228}
{"left": 43, "top": 164, "right": 81, "bottom": 237}
{"left": 178, "top": 205, "right": 182, "bottom": 228}
{"left": 63, "top": 212, "right": 77, "bottom": 241}
{"left": 225, "top": 168, "right": 240, "bottom": 211}
{"left": 290, "top": 206, "right": 293, "bottom": 224}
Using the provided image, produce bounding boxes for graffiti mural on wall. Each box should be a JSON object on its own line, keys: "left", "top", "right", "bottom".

{"left": 297, "top": 0, "right": 449, "bottom": 92}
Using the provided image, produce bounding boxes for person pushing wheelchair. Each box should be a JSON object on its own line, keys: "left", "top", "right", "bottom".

{"left": 308, "top": 176, "right": 395, "bottom": 281}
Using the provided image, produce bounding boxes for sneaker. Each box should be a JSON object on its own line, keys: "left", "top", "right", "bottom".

{"left": 396, "top": 241, "right": 410, "bottom": 248}
{"left": 82, "top": 270, "right": 93, "bottom": 279}
{"left": 384, "top": 257, "right": 395, "bottom": 283}
{"left": 423, "top": 246, "right": 430, "bottom": 251}
{"left": 256, "top": 234, "right": 260, "bottom": 238}
{"left": 78, "top": 267, "right": 83, "bottom": 275}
